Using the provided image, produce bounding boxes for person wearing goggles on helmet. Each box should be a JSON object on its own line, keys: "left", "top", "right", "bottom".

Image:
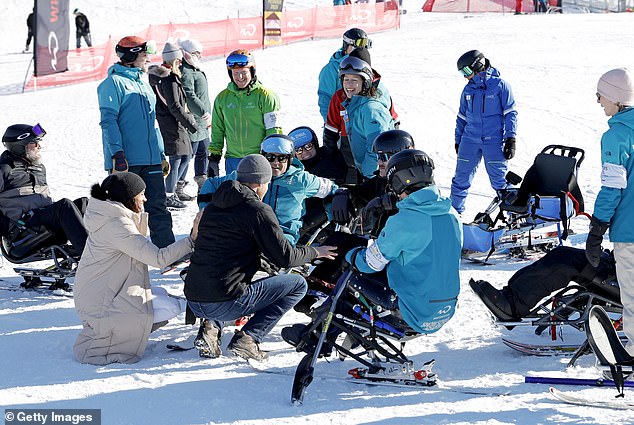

{"left": 324, "top": 47, "right": 400, "bottom": 185}
{"left": 344, "top": 149, "right": 462, "bottom": 335}
{"left": 207, "top": 49, "right": 282, "bottom": 177}
{"left": 0, "top": 123, "right": 87, "bottom": 257}
{"left": 98, "top": 35, "right": 175, "bottom": 249}
{"left": 451, "top": 49, "right": 518, "bottom": 216}
{"left": 336, "top": 55, "right": 394, "bottom": 179}
{"left": 317, "top": 28, "right": 372, "bottom": 123}
{"left": 199, "top": 134, "right": 338, "bottom": 246}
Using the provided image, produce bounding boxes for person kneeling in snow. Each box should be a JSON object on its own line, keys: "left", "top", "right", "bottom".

{"left": 73, "top": 173, "right": 200, "bottom": 365}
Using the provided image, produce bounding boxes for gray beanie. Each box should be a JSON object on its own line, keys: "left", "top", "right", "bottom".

{"left": 237, "top": 154, "right": 272, "bottom": 184}
{"left": 162, "top": 42, "right": 183, "bottom": 63}
{"left": 597, "top": 68, "right": 634, "bottom": 106}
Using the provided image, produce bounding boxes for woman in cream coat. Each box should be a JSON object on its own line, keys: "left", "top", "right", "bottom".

{"left": 73, "top": 172, "right": 199, "bottom": 365}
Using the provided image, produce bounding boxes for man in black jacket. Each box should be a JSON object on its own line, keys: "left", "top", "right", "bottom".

{"left": 0, "top": 123, "right": 87, "bottom": 255}
{"left": 185, "top": 154, "right": 337, "bottom": 361}
{"left": 73, "top": 9, "right": 92, "bottom": 49}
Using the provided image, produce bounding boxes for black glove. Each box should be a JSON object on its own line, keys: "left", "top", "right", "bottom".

{"left": 207, "top": 154, "right": 221, "bottom": 178}
{"left": 585, "top": 215, "right": 609, "bottom": 267}
{"left": 455, "top": 144, "right": 460, "bottom": 154}
{"left": 503, "top": 137, "right": 516, "bottom": 160}
{"left": 331, "top": 188, "right": 354, "bottom": 224}
{"left": 362, "top": 193, "right": 398, "bottom": 221}
{"left": 112, "top": 151, "right": 128, "bottom": 172}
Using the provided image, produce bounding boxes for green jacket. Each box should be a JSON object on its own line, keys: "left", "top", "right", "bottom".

{"left": 209, "top": 79, "right": 282, "bottom": 158}
{"left": 180, "top": 61, "right": 211, "bottom": 142}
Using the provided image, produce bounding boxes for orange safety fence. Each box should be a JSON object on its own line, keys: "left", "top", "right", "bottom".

{"left": 25, "top": 2, "right": 399, "bottom": 90}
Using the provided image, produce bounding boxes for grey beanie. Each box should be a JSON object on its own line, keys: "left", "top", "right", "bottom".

{"left": 597, "top": 68, "right": 634, "bottom": 106}
{"left": 237, "top": 154, "right": 272, "bottom": 184}
{"left": 162, "top": 42, "right": 183, "bottom": 63}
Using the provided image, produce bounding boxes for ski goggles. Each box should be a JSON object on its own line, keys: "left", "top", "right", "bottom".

{"left": 343, "top": 35, "right": 372, "bottom": 49}
{"left": 226, "top": 53, "right": 251, "bottom": 68}
{"left": 263, "top": 153, "right": 291, "bottom": 163}
{"left": 294, "top": 143, "right": 314, "bottom": 155}
{"left": 17, "top": 123, "right": 46, "bottom": 142}
{"left": 459, "top": 65, "right": 474, "bottom": 77}
{"left": 377, "top": 151, "right": 396, "bottom": 162}
{"left": 127, "top": 40, "right": 157, "bottom": 55}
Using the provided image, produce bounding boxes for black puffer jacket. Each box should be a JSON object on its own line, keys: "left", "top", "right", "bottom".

{"left": 185, "top": 180, "right": 318, "bottom": 302}
{"left": 0, "top": 150, "right": 52, "bottom": 221}
{"left": 148, "top": 65, "right": 197, "bottom": 156}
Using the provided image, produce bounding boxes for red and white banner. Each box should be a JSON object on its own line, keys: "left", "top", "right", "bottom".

{"left": 25, "top": 2, "right": 399, "bottom": 90}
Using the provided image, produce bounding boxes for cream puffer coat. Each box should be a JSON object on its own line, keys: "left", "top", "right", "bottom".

{"left": 73, "top": 197, "right": 194, "bottom": 365}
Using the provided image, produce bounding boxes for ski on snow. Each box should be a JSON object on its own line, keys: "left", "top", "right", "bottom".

{"left": 549, "top": 387, "right": 634, "bottom": 410}
{"left": 501, "top": 337, "right": 579, "bottom": 356}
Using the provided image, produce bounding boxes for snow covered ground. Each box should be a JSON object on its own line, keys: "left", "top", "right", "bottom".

{"left": 1, "top": 1, "right": 634, "bottom": 424}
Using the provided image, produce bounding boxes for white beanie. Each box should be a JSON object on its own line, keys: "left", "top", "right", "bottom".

{"left": 179, "top": 39, "right": 203, "bottom": 54}
{"left": 597, "top": 68, "right": 634, "bottom": 106}
{"left": 162, "top": 42, "right": 183, "bottom": 63}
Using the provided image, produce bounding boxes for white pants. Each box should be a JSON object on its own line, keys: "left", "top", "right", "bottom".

{"left": 151, "top": 287, "right": 184, "bottom": 323}
{"left": 614, "top": 242, "right": 634, "bottom": 356}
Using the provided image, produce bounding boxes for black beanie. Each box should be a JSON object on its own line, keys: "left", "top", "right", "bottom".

{"left": 101, "top": 172, "right": 146, "bottom": 204}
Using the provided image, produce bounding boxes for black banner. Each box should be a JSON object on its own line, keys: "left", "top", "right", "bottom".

{"left": 34, "top": 0, "right": 70, "bottom": 77}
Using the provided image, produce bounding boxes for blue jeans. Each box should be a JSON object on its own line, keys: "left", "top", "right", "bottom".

{"left": 193, "top": 138, "right": 210, "bottom": 176}
{"left": 225, "top": 157, "right": 242, "bottom": 175}
{"left": 127, "top": 165, "right": 175, "bottom": 248}
{"left": 165, "top": 155, "right": 191, "bottom": 193}
{"left": 187, "top": 274, "right": 307, "bottom": 343}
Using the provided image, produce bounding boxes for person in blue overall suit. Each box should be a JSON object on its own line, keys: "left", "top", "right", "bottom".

{"left": 451, "top": 50, "right": 518, "bottom": 215}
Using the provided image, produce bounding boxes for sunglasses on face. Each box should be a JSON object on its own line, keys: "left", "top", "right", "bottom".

{"left": 295, "top": 143, "right": 314, "bottom": 154}
{"left": 596, "top": 92, "right": 602, "bottom": 101}
{"left": 263, "top": 153, "right": 290, "bottom": 163}
{"left": 226, "top": 53, "right": 250, "bottom": 68}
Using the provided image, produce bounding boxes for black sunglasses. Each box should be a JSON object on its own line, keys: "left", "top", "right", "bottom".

{"left": 264, "top": 153, "right": 290, "bottom": 163}
{"left": 295, "top": 143, "right": 314, "bottom": 154}
{"left": 377, "top": 152, "right": 395, "bottom": 162}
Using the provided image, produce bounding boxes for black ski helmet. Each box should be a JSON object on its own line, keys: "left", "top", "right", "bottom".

{"left": 372, "top": 130, "right": 415, "bottom": 155}
{"left": 457, "top": 50, "right": 487, "bottom": 77}
{"left": 342, "top": 28, "right": 371, "bottom": 50}
{"left": 386, "top": 149, "right": 435, "bottom": 195}
{"left": 339, "top": 56, "right": 373, "bottom": 94}
{"left": 2, "top": 123, "right": 46, "bottom": 157}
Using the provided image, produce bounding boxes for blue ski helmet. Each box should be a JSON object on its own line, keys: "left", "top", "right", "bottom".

{"left": 288, "top": 126, "right": 319, "bottom": 149}
{"left": 260, "top": 134, "right": 295, "bottom": 155}
{"left": 372, "top": 130, "right": 415, "bottom": 154}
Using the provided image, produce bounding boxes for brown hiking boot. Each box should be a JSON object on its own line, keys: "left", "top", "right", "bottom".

{"left": 227, "top": 330, "right": 268, "bottom": 361}
{"left": 194, "top": 319, "right": 221, "bottom": 358}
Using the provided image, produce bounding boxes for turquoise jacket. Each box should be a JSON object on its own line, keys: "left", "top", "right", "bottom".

{"left": 347, "top": 185, "right": 463, "bottom": 334}
{"left": 97, "top": 64, "right": 165, "bottom": 170}
{"left": 317, "top": 49, "right": 346, "bottom": 122}
{"left": 199, "top": 158, "right": 338, "bottom": 245}
{"left": 593, "top": 107, "right": 634, "bottom": 242}
{"left": 343, "top": 93, "right": 394, "bottom": 178}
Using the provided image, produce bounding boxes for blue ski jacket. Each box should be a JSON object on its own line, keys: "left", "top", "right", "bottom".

{"left": 346, "top": 185, "right": 463, "bottom": 334}
{"left": 317, "top": 49, "right": 347, "bottom": 122}
{"left": 199, "top": 158, "right": 338, "bottom": 245}
{"left": 343, "top": 92, "right": 394, "bottom": 178}
{"left": 593, "top": 107, "right": 634, "bottom": 242}
{"left": 97, "top": 64, "right": 165, "bottom": 171}
{"left": 455, "top": 67, "right": 517, "bottom": 147}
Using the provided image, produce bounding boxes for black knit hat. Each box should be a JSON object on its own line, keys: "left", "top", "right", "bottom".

{"left": 101, "top": 172, "right": 146, "bottom": 204}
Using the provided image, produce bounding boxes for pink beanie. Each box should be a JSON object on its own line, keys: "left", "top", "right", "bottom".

{"left": 597, "top": 68, "right": 634, "bottom": 106}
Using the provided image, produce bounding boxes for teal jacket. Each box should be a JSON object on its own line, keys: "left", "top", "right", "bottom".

{"left": 97, "top": 64, "right": 165, "bottom": 170}
{"left": 343, "top": 92, "right": 394, "bottom": 178}
{"left": 199, "top": 158, "right": 338, "bottom": 245}
{"left": 593, "top": 107, "right": 634, "bottom": 242}
{"left": 317, "top": 49, "right": 346, "bottom": 122}
{"left": 347, "top": 185, "right": 463, "bottom": 334}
